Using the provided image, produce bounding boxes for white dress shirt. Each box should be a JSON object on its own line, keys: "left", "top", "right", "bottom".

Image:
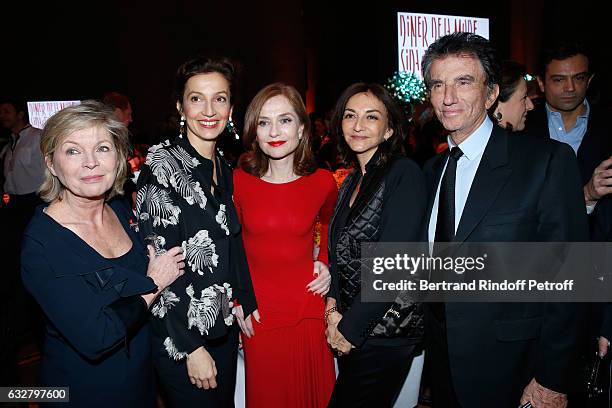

{"left": 428, "top": 117, "right": 493, "bottom": 245}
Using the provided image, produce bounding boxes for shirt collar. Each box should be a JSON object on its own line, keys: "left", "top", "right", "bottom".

{"left": 447, "top": 116, "right": 493, "bottom": 161}
{"left": 545, "top": 99, "right": 590, "bottom": 120}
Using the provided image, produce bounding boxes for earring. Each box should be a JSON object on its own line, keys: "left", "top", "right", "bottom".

{"left": 179, "top": 116, "right": 185, "bottom": 138}
{"left": 227, "top": 117, "right": 240, "bottom": 140}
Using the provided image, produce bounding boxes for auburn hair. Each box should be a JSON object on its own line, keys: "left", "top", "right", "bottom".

{"left": 239, "top": 83, "right": 316, "bottom": 177}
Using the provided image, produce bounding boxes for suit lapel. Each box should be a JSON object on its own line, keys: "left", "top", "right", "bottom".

{"left": 454, "top": 127, "right": 513, "bottom": 243}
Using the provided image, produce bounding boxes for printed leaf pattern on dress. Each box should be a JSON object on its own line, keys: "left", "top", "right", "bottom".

{"left": 136, "top": 184, "right": 181, "bottom": 227}
{"left": 163, "top": 337, "right": 188, "bottom": 361}
{"left": 216, "top": 204, "right": 230, "bottom": 236}
{"left": 220, "top": 282, "right": 234, "bottom": 326}
{"left": 151, "top": 288, "right": 180, "bottom": 318}
{"left": 146, "top": 141, "right": 174, "bottom": 188}
{"left": 169, "top": 145, "right": 200, "bottom": 170}
{"left": 186, "top": 284, "right": 220, "bottom": 336}
{"left": 146, "top": 141, "right": 207, "bottom": 209}
{"left": 185, "top": 283, "right": 234, "bottom": 336}
{"left": 182, "top": 230, "right": 219, "bottom": 275}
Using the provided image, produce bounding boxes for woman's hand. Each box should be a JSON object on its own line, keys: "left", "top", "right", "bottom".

{"left": 146, "top": 245, "right": 185, "bottom": 291}
{"left": 326, "top": 310, "right": 342, "bottom": 326}
{"left": 325, "top": 298, "right": 340, "bottom": 325}
{"left": 307, "top": 261, "right": 331, "bottom": 296}
{"left": 186, "top": 346, "right": 217, "bottom": 389}
{"left": 235, "top": 306, "right": 260, "bottom": 338}
{"left": 325, "top": 315, "right": 354, "bottom": 355}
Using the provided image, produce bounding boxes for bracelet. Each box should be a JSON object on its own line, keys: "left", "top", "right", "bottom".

{"left": 324, "top": 306, "right": 338, "bottom": 320}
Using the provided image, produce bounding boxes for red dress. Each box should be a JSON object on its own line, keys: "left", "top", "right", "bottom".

{"left": 233, "top": 168, "right": 338, "bottom": 408}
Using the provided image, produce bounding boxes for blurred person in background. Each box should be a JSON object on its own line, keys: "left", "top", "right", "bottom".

{"left": 490, "top": 61, "right": 535, "bottom": 132}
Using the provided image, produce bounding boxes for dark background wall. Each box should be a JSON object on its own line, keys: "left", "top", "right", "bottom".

{"left": 3, "top": 0, "right": 607, "bottom": 144}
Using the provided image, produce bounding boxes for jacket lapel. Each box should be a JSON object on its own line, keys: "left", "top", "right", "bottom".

{"left": 454, "top": 126, "right": 513, "bottom": 243}
{"left": 346, "top": 162, "right": 388, "bottom": 222}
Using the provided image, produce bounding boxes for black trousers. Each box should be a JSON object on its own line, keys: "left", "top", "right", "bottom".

{"left": 328, "top": 340, "right": 420, "bottom": 408}
{"left": 153, "top": 325, "right": 239, "bottom": 408}
{"left": 425, "top": 308, "right": 462, "bottom": 408}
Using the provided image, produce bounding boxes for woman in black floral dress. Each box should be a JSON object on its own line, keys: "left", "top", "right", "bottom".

{"left": 136, "top": 56, "right": 257, "bottom": 407}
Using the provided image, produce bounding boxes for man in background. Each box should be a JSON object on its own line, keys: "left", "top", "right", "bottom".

{"left": 526, "top": 40, "right": 611, "bottom": 210}
{"left": 0, "top": 98, "right": 46, "bottom": 385}
{"left": 102, "top": 91, "right": 133, "bottom": 127}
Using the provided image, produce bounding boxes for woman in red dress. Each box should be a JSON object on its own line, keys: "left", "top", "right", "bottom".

{"left": 233, "top": 83, "right": 338, "bottom": 407}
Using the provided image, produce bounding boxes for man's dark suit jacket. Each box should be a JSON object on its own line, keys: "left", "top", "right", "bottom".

{"left": 525, "top": 102, "right": 610, "bottom": 186}
{"left": 528, "top": 102, "right": 612, "bottom": 361}
{"left": 423, "top": 125, "right": 589, "bottom": 406}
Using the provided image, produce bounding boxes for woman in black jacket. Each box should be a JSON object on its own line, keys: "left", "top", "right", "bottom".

{"left": 325, "top": 83, "right": 427, "bottom": 407}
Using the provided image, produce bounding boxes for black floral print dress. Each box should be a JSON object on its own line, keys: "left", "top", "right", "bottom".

{"left": 136, "top": 134, "right": 256, "bottom": 369}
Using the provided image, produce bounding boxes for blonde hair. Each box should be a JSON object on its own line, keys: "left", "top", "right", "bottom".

{"left": 39, "top": 100, "right": 130, "bottom": 203}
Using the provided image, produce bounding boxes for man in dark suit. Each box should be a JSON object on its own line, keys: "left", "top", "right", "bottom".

{"left": 526, "top": 40, "right": 612, "bottom": 209}
{"left": 421, "top": 32, "right": 589, "bottom": 407}
{"left": 525, "top": 41, "right": 612, "bottom": 375}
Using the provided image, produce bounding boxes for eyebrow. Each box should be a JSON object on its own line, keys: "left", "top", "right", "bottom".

{"left": 549, "top": 71, "right": 590, "bottom": 79}
{"left": 61, "top": 138, "right": 111, "bottom": 146}
{"left": 61, "top": 140, "right": 80, "bottom": 145}
{"left": 456, "top": 75, "right": 476, "bottom": 82}
{"left": 429, "top": 75, "right": 476, "bottom": 85}
{"left": 258, "top": 112, "right": 296, "bottom": 119}
{"left": 344, "top": 108, "right": 383, "bottom": 114}
{"left": 187, "top": 90, "right": 228, "bottom": 96}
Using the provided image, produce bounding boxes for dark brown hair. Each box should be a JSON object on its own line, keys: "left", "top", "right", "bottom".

{"left": 174, "top": 56, "right": 236, "bottom": 105}
{"left": 497, "top": 61, "right": 528, "bottom": 103}
{"left": 330, "top": 83, "right": 406, "bottom": 167}
{"left": 239, "top": 83, "right": 316, "bottom": 177}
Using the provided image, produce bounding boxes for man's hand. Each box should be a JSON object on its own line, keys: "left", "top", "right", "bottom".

{"left": 186, "top": 346, "right": 217, "bottom": 389}
{"left": 520, "top": 378, "right": 567, "bottom": 408}
{"left": 584, "top": 157, "right": 612, "bottom": 204}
